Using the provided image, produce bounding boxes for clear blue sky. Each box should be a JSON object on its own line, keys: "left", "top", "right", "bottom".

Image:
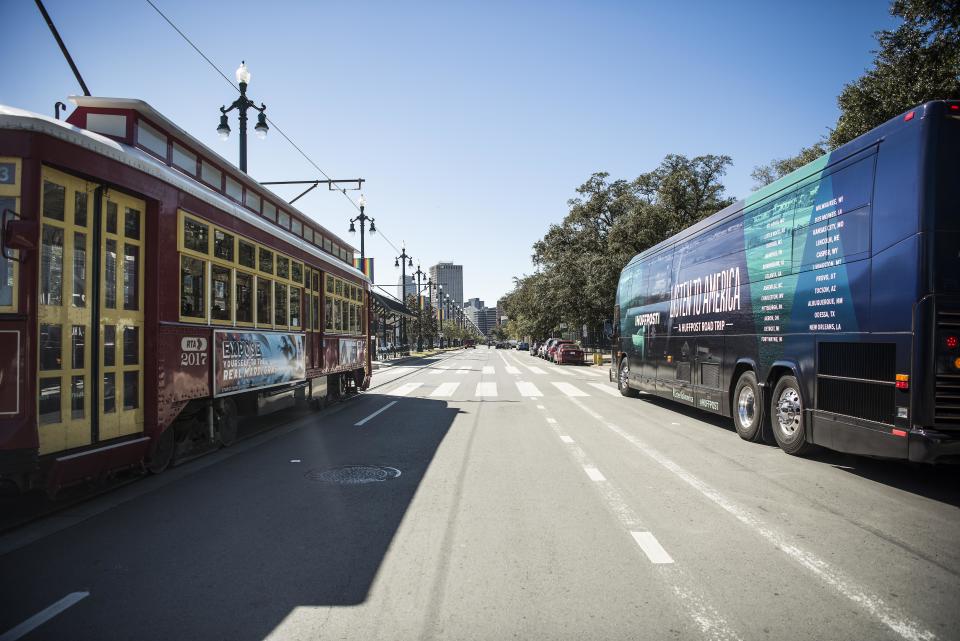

{"left": 2, "top": 0, "right": 894, "bottom": 306}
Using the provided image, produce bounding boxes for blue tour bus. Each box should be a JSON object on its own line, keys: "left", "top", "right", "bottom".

{"left": 612, "top": 100, "right": 960, "bottom": 462}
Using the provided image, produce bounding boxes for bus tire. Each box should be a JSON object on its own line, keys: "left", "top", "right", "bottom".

{"left": 732, "top": 371, "right": 764, "bottom": 442}
{"left": 618, "top": 358, "right": 638, "bottom": 398}
{"left": 771, "top": 376, "right": 812, "bottom": 456}
{"left": 145, "top": 426, "right": 175, "bottom": 474}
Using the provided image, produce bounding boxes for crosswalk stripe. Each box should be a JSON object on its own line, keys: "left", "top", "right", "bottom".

{"left": 483, "top": 366, "right": 495, "bottom": 375}
{"left": 551, "top": 381, "right": 588, "bottom": 397}
{"left": 476, "top": 382, "right": 498, "bottom": 397}
{"left": 526, "top": 366, "right": 546, "bottom": 375}
{"left": 505, "top": 365, "right": 521, "bottom": 375}
{"left": 430, "top": 382, "right": 460, "bottom": 397}
{"left": 429, "top": 368, "right": 445, "bottom": 375}
{"left": 550, "top": 366, "right": 575, "bottom": 376}
{"left": 455, "top": 369, "right": 469, "bottom": 375}
{"left": 579, "top": 368, "right": 607, "bottom": 378}
{"left": 387, "top": 382, "right": 422, "bottom": 397}
{"left": 515, "top": 381, "right": 542, "bottom": 397}
{"left": 588, "top": 382, "right": 621, "bottom": 396}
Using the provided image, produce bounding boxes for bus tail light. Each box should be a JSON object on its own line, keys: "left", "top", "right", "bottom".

{"left": 892, "top": 429, "right": 908, "bottom": 437}
{"left": 946, "top": 335, "right": 958, "bottom": 350}
{"left": 895, "top": 374, "right": 909, "bottom": 390}
{"left": 904, "top": 111, "right": 915, "bottom": 121}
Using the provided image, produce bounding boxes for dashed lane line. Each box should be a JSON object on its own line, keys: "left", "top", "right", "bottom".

{"left": 354, "top": 401, "right": 398, "bottom": 427}
{"left": 631, "top": 531, "right": 675, "bottom": 564}
{"left": 583, "top": 466, "right": 607, "bottom": 482}
{"left": 588, "top": 382, "right": 621, "bottom": 396}
{"left": 386, "top": 382, "right": 423, "bottom": 397}
{"left": 0, "top": 592, "right": 90, "bottom": 641}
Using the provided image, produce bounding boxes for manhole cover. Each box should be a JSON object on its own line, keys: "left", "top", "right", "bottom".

{"left": 305, "top": 465, "right": 401, "bottom": 485}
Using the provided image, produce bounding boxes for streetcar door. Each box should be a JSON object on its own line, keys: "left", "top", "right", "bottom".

{"left": 98, "top": 190, "right": 145, "bottom": 441}
{"left": 37, "top": 168, "right": 94, "bottom": 455}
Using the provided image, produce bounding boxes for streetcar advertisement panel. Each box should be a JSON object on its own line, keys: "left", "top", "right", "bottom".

{"left": 214, "top": 331, "right": 306, "bottom": 396}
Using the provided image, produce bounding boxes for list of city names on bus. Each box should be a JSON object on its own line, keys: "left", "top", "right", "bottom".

{"left": 752, "top": 196, "right": 795, "bottom": 344}
{"left": 804, "top": 195, "right": 846, "bottom": 332}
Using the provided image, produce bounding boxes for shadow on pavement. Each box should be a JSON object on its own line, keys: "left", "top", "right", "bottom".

{"left": 0, "top": 394, "right": 460, "bottom": 641}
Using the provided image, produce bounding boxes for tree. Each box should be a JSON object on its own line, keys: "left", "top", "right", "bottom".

{"left": 753, "top": 0, "right": 960, "bottom": 188}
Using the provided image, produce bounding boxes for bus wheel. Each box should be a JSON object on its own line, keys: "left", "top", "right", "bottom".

{"left": 771, "top": 376, "right": 812, "bottom": 455}
{"left": 733, "top": 371, "right": 764, "bottom": 442}
{"left": 618, "top": 359, "right": 638, "bottom": 398}
{"left": 145, "top": 427, "right": 175, "bottom": 474}
{"left": 216, "top": 399, "right": 238, "bottom": 448}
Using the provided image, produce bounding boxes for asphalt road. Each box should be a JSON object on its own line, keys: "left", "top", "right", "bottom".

{"left": 1, "top": 347, "right": 959, "bottom": 641}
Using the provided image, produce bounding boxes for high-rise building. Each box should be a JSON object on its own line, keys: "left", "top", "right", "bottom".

{"left": 463, "top": 298, "right": 484, "bottom": 332}
{"left": 430, "top": 262, "right": 463, "bottom": 308}
{"left": 396, "top": 274, "right": 415, "bottom": 304}
{"left": 481, "top": 308, "right": 498, "bottom": 336}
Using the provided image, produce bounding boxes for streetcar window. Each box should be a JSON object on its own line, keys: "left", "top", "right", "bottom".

{"left": 225, "top": 176, "right": 242, "bottom": 202}
{"left": 200, "top": 160, "right": 222, "bottom": 190}
{"left": 183, "top": 218, "right": 209, "bottom": 254}
{"left": 106, "top": 202, "right": 118, "bottom": 235}
{"left": 123, "top": 244, "right": 139, "bottom": 311}
{"left": 291, "top": 219, "right": 303, "bottom": 237}
{"left": 123, "top": 326, "right": 139, "bottom": 365}
{"left": 103, "top": 326, "right": 116, "bottom": 367}
{"left": 105, "top": 239, "right": 117, "bottom": 309}
{"left": 324, "top": 237, "right": 332, "bottom": 253}
{"left": 341, "top": 300, "right": 349, "bottom": 332}
{"left": 275, "top": 283, "right": 288, "bottom": 326}
{"left": 123, "top": 371, "right": 139, "bottom": 410}
{"left": 40, "top": 225, "right": 64, "bottom": 306}
{"left": 278, "top": 210, "right": 290, "bottom": 229}
{"left": 289, "top": 287, "right": 301, "bottom": 328}
{"left": 214, "top": 229, "right": 234, "bottom": 262}
{"left": 245, "top": 190, "right": 261, "bottom": 213}
{"left": 238, "top": 240, "right": 256, "bottom": 268}
{"left": 292, "top": 262, "right": 303, "bottom": 284}
{"left": 72, "top": 232, "right": 86, "bottom": 308}
{"left": 277, "top": 256, "right": 289, "bottom": 279}
{"left": 259, "top": 247, "right": 273, "bottom": 274}
{"left": 0, "top": 196, "right": 15, "bottom": 308}
{"left": 72, "top": 325, "right": 85, "bottom": 369}
{"left": 172, "top": 142, "right": 197, "bottom": 176}
{"left": 42, "top": 180, "right": 65, "bottom": 221}
{"left": 326, "top": 275, "right": 334, "bottom": 294}
{"left": 333, "top": 299, "right": 342, "bottom": 331}
{"left": 313, "top": 272, "right": 320, "bottom": 291}
{"left": 211, "top": 265, "right": 231, "bottom": 321}
{"left": 325, "top": 298, "right": 334, "bottom": 331}
{"left": 235, "top": 272, "right": 253, "bottom": 323}
{"left": 256, "top": 278, "right": 272, "bottom": 326}
{"left": 74, "top": 191, "right": 87, "bottom": 227}
{"left": 180, "top": 255, "right": 205, "bottom": 319}
{"left": 103, "top": 373, "right": 116, "bottom": 414}
{"left": 39, "top": 377, "right": 61, "bottom": 424}
{"left": 124, "top": 207, "right": 140, "bottom": 240}
{"left": 39, "top": 324, "right": 62, "bottom": 370}
{"left": 71, "top": 376, "right": 84, "bottom": 420}
{"left": 262, "top": 201, "right": 277, "bottom": 222}
{"left": 136, "top": 120, "right": 167, "bottom": 159}
{"left": 312, "top": 294, "right": 320, "bottom": 331}
{"left": 349, "top": 304, "right": 356, "bottom": 333}
{"left": 335, "top": 279, "right": 343, "bottom": 297}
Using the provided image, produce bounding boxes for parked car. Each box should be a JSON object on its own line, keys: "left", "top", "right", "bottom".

{"left": 530, "top": 342, "right": 539, "bottom": 355}
{"left": 463, "top": 339, "right": 476, "bottom": 348}
{"left": 556, "top": 343, "right": 584, "bottom": 365}
{"left": 517, "top": 342, "right": 529, "bottom": 351}
{"left": 539, "top": 338, "right": 558, "bottom": 358}
{"left": 547, "top": 340, "right": 574, "bottom": 362}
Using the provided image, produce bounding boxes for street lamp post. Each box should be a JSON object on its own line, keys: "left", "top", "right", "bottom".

{"left": 413, "top": 264, "right": 427, "bottom": 351}
{"left": 395, "top": 246, "right": 413, "bottom": 348}
{"left": 426, "top": 278, "right": 434, "bottom": 348}
{"left": 437, "top": 286, "right": 444, "bottom": 348}
{"left": 216, "top": 62, "right": 268, "bottom": 174}
{"left": 348, "top": 194, "right": 375, "bottom": 261}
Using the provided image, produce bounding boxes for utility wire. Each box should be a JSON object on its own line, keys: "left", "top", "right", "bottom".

{"left": 144, "top": 0, "right": 414, "bottom": 265}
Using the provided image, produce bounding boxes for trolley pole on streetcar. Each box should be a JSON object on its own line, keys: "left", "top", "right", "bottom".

{"left": 395, "top": 246, "right": 413, "bottom": 349}
{"left": 216, "top": 62, "right": 268, "bottom": 174}
{"left": 413, "top": 264, "right": 427, "bottom": 352}
{"left": 348, "top": 194, "right": 375, "bottom": 261}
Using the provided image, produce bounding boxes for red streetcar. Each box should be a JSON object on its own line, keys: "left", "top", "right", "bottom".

{"left": 0, "top": 97, "right": 372, "bottom": 493}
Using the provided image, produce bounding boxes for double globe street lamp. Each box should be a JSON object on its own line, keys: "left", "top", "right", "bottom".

{"left": 348, "top": 194, "right": 375, "bottom": 261}
{"left": 216, "top": 61, "right": 268, "bottom": 173}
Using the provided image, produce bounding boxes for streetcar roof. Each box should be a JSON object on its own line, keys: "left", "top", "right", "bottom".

{"left": 0, "top": 101, "right": 369, "bottom": 284}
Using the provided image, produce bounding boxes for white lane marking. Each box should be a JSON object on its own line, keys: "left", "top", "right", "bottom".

{"left": 475, "top": 382, "right": 498, "bottom": 397}
{"left": 387, "top": 382, "right": 422, "bottom": 397}
{"left": 354, "top": 401, "right": 398, "bottom": 426}
{"left": 483, "top": 366, "right": 495, "bottom": 375}
{"left": 579, "top": 368, "right": 607, "bottom": 378}
{"left": 559, "top": 435, "right": 574, "bottom": 444}
{"left": 516, "top": 381, "right": 542, "bottom": 397}
{"left": 429, "top": 368, "right": 445, "bottom": 375}
{"left": 454, "top": 369, "right": 470, "bottom": 375}
{"left": 552, "top": 381, "right": 588, "bottom": 397}
{"left": 631, "top": 531, "right": 675, "bottom": 564}
{"left": 588, "top": 382, "right": 621, "bottom": 396}
{"left": 0, "top": 592, "right": 89, "bottom": 641}
{"left": 526, "top": 366, "right": 546, "bottom": 375}
{"left": 505, "top": 365, "right": 521, "bottom": 375}
{"left": 583, "top": 466, "right": 606, "bottom": 482}
{"left": 550, "top": 366, "right": 575, "bottom": 376}
{"left": 546, "top": 417, "right": 557, "bottom": 424}
{"left": 430, "top": 382, "right": 460, "bottom": 398}
{"left": 562, "top": 396, "right": 936, "bottom": 641}
{"left": 536, "top": 404, "right": 546, "bottom": 410}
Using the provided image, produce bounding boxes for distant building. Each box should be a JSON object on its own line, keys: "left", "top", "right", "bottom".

{"left": 463, "top": 298, "right": 484, "bottom": 333}
{"left": 481, "top": 308, "right": 498, "bottom": 336}
{"left": 496, "top": 297, "right": 508, "bottom": 326}
{"left": 430, "top": 262, "right": 463, "bottom": 308}
{"left": 396, "top": 274, "right": 416, "bottom": 303}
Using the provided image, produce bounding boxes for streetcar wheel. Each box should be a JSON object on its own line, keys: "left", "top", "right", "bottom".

{"left": 217, "top": 399, "right": 238, "bottom": 448}
{"left": 618, "top": 358, "right": 638, "bottom": 398}
{"left": 732, "top": 371, "right": 764, "bottom": 442}
{"left": 145, "top": 427, "right": 175, "bottom": 474}
{"left": 771, "top": 376, "right": 812, "bottom": 455}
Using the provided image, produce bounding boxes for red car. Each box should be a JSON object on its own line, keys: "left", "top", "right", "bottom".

{"left": 556, "top": 343, "right": 584, "bottom": 365}
{"left": 547, "top": 340, "right": 574, "bottom": 362}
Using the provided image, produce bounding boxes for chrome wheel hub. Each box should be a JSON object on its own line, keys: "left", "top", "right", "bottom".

{"left": 776, "top": 388, "right": 802, "bottom": 435}
{"left": 737, "top": 387, "right": 755, "bottom": 428}
{"left": 619, "top": 362, "right": 629, "bottom": 389}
